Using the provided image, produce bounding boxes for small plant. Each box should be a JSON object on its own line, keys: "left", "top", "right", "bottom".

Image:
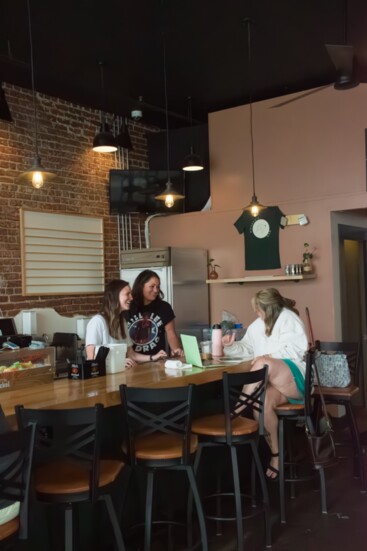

{"left": 208, "top": 258, "right": 221, "bottom": 271}
{"left": 303, "top": 242, "right": 314, "bottom": 262}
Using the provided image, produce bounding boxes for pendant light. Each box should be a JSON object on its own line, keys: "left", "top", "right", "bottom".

{"left": 92, "top": 62, "right": 117, "bottom": 153}
{"left": 19, "top": 0, "right": 56, "bottom": 189}
{"left": 182, "top": 96, "right": 204, "bottom": 172}
{"left": 242, "top": 18, "right": 265, "bottom": 217}
{"left": 115, "top": 117, "right": 133, "bottom": 150}
{"left": 155, "top": 42, "right": 185, "bottom": 209}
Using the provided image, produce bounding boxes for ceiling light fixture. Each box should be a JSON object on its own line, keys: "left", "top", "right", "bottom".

{"left": 155, "top": 42, "right": 185, "bottom": 209}
{"left": 19, "top": 0, "right": 56, "bottom": 189}
{"left": 0, "top": 83, "right": 12, "bottom": 122}
{"left": 182, "top": 96, "right": 204, "bottom": 172}
{"left": 92, "top": 61, "right": 117, "bottom": 153}
{"left": 242, "top": 18, "right": 265, "bottom": 217}
{"left": 115, "top": 117, "right": 133, "bottom": 150}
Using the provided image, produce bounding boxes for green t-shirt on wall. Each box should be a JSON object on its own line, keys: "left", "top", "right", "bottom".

{"left": 234, "top": 206, "right": 286, "bottom": 270}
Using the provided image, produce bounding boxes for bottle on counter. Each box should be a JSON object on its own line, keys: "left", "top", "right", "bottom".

{"left": 211, "top": 323, "right": 223, "bottom": 357}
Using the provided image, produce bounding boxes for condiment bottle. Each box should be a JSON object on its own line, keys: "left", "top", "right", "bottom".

{"left": 211, "top": 323, "right": 223, "bottom": 357}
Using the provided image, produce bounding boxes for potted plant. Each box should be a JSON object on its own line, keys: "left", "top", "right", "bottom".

{"left": 302, "top": 242, "right": 314, "bottom": 273}
{"left": 208, "top": 258, "right": 220, "bottom": 280}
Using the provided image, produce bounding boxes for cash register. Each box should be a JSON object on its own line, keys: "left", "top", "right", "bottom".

{"left": 0, "top": 318, "right": 32, "bottom": 348}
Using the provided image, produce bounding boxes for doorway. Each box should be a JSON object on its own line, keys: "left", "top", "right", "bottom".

{"left": 332, "top": 210, "right": 367, "bottom": 406}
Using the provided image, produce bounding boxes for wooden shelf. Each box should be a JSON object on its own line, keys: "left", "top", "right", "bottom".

{"left": 206, "top": 274, "right": 316, "bottom": 284}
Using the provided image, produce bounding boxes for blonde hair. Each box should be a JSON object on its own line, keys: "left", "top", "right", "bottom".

{"left": 252, "top": 288, "right": 299, "bottom": 336}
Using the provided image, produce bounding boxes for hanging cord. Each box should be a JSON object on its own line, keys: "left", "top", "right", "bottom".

{"left": 163, "top": 41, "right": 170, "bottom": 181}
{"left": 98, "top": 61, "right": 105, "bottom": 126}
{"left": 188, "top": 95, "right": 194, "bottom": 145}
{"left": 245, "top": 18, "right": 256, "bottom": 198}
{"left": 26, "top": 0, "right": 38, "bottom": 157}
{"left": 343, "top": 0, "right": 348, "bottom": 44}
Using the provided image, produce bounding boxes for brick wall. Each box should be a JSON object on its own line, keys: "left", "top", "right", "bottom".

{"left": 0, "top": 83, "right": 151, "bottom": 318}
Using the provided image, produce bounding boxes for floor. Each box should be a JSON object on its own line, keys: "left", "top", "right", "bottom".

{"left": 124, "top": 409, "right": 367, "bottom": 551}
{"left": 12, "top": 409, "right": 367, "bottom": 551}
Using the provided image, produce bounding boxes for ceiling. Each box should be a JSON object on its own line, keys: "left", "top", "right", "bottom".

{"left": 1, "top": 0, "right": 367, "bottom": 129}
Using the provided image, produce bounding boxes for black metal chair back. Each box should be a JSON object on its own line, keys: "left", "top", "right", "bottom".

{"left": 120, "top": 384, "right": 194, "bottom": 466}
{"left": 0, "top": 423, "right": 36, "bottom": 540}
{"left": 223, "top": 365, "right": 268, "bottom": 445}
{"left": 315, "top": 340, "right": 361, "bottom": 386}
{"left": 15, "top": 404, "right": 103, "bottom": 503}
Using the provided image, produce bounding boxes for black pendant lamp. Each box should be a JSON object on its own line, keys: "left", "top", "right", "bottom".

{"left": 242, "top": 18, "right": 265, "bottom": 217}
{"left": 182, "top": 96, "right": 204, "bottom": 172}
{"left": 115, "top": 117, "right": 133, "bottom": 150}
{"left": 19, "top": 0, "right": 56, "bottom": 189}
{"left": 93, "top": 62, "right": 117, "bottom": 153}
{"left": 155, "top": 42, "right": 185, "bottom": 209}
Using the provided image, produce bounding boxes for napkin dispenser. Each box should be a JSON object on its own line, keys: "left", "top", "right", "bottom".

{"left": 68, "top": 346, "right": 108, "bottom": 380}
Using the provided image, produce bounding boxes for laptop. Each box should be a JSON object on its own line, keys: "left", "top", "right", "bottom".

{"left": 181, "top": 334, "right": 243, "bottom": 368}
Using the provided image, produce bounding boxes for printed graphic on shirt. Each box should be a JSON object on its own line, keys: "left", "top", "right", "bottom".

{"left": 128, "top": 312, "right": 164, "bottom": 353}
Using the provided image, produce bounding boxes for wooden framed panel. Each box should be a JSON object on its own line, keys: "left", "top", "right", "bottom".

{"left": 20, "top": 209, "right": 104, "bottom": 295}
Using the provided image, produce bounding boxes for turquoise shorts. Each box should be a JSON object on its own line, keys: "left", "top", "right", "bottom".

{"left": 283, "top": 358, "right": 305, "bottom": 405}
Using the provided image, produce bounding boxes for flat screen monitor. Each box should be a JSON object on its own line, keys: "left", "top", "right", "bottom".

{"left": 109, "top": 169, "right": 185, "bottom": 214}
{"left": 0, "top": 318, "right": 17, "bottom": 337}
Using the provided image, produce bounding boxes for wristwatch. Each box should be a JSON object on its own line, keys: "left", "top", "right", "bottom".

{"left": 150, "top": 354, "right": 154, "bottom": 361}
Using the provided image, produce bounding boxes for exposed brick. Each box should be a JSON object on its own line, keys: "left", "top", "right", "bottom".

{"left": 0, "top": 83, "right": 151, "bottom": 318}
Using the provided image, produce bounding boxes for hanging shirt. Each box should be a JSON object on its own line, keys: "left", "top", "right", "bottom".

{"left": 234, "top": 206, "right": 286, "bottom": 270}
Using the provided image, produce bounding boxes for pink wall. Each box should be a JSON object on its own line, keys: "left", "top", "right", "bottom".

{"left": 149, "top": 86, "right": 367, "bottom": 339}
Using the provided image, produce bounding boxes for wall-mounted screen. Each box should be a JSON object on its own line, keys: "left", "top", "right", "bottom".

{"left": 109, "top": 169, "right": 185, "bottom": 214}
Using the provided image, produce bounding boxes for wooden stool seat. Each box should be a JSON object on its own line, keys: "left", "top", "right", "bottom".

{"left": 314, "top": 384, "right": 359, "bottom": 400}
{"left": 133, "top": 433, "right": 198, "bottom": 460}
{"left": 192, "top": 414, "right": 258, "bottom": 437}
{"left": 35, "top": 459, "right": 124, "bottom": 495}
{"left": 275, "top": 402, "right": 304, "bottom": 413}
{"left": 0, "top": 517, "right": 20, "bottom": 541}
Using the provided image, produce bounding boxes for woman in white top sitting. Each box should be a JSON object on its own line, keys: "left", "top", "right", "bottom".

{"left": 222, "top": 288, "right": 308, "bottom": 481}
{"left": 85, "top": 279, "right": 167, "bottom": 367}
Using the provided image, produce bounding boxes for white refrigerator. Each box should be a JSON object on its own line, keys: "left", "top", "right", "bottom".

{"left": 120, "top": 247, "right": 209, "bottom": 339}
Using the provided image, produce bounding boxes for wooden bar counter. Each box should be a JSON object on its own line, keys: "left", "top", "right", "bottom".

{"left": 2, "top": 359, "right": 251, "bottom": 418}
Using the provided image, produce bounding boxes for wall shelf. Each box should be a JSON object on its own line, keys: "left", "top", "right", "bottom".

{"left": 206, "top": 274, "right": 316, "bottom": 285}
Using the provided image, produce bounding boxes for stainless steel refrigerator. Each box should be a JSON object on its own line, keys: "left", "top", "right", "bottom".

{"left": 120, "top": 247, "right": 209, "bottom": 339}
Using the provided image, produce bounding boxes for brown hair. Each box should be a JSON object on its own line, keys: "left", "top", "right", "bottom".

{"left": 102, "top": 279, "right": 130, "bottom": 339}
{"left": 131, "top": 270, "right": 164, "bottom": 308}
{"left": 252, "top": 287, "right": 299, "bottom": 337}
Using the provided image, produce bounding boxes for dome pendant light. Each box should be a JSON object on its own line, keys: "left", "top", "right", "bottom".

{"left": 19, "top": 0, "right": 56, "bottom": 189}
{"left": 182, "top": 96, "right": 204, "bottom": 172}
{"left": 155, "top": 42, "right": 185, "bottom": 209}
{"left": 93, "top": 62, "right": 117, "bottom": 153}
{"left": 242, "top": 18, "right": 265, "bottom": 217}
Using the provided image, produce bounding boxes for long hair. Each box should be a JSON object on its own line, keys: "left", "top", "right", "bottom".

{"left": 131, "top": 270, "right": 164, "bottom": 308}
{"left": 102, "top": 279, "right": 129, "bottom": 339}
{"left": 252, "top": 287, "right": 299, "bottom": 337}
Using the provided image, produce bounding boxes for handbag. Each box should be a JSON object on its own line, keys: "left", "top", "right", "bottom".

{"left": 314, "top": 351, "right": 351, "bottom": 388}
{"left": 305, "top": 358, "right": 337, "bottom": 469}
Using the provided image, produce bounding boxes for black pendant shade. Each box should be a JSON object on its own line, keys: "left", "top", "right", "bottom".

{"left": 93, "top": 122, "right": 117, "bottom": 153}
{"left": 182, "top": 146, "right": 204, "bottom": 172}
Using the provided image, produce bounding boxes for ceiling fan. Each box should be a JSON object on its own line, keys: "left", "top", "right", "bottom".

{"left": 271, "top": 43, "right": 359, "bottom": 109}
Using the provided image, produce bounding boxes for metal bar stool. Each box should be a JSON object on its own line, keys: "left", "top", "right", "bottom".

{"left": 188, "top": 365, "right": 271, "bottom": 550}
{"left": 0, "top": 423, "right": 35, "bottom": 547}
{"left": 313, "top": 340, "right": 365, "bottom": 492}
{"left": 119, "top": 383, "right": 208, "bottom": 551}
{"left": 15, "top": 404, "right": 126, "bottom": 551}
{"left": 275, "top": 351, "right": 330, "bottom": 523}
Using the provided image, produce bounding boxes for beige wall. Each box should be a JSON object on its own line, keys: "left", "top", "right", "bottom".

{"left": 149, "top": 85, "right": 367, "bottom": 339}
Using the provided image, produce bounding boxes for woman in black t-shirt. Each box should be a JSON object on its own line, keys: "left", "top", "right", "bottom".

{"left": 128, "top": 270, "right": 183, "bottom": 358}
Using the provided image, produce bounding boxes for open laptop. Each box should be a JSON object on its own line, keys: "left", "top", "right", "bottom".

{"left": 181, "top": 334, "right": 243, "bottom": 368}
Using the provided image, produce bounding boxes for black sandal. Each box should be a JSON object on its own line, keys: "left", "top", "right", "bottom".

{"left": 266, "top": 452, "right": 279, "bottom": 482}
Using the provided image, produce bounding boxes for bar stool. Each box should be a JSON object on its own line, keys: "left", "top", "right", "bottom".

{"left": 275, "top": 351, "right": 329, "bottom": 523}
{"left": 313, "top": 340, "right": 365, "bottom": 492}
{"left": 0, "top": 424, "right": 35, "bottom": 547}
{"left": 189, "top": 366, "right": 270, "bottom": 550}
{"left": 119, "top": 383, "right": 208, "bottom": 551}
{"left": 15, "top": 404, "right": 126, "bottom": 551}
